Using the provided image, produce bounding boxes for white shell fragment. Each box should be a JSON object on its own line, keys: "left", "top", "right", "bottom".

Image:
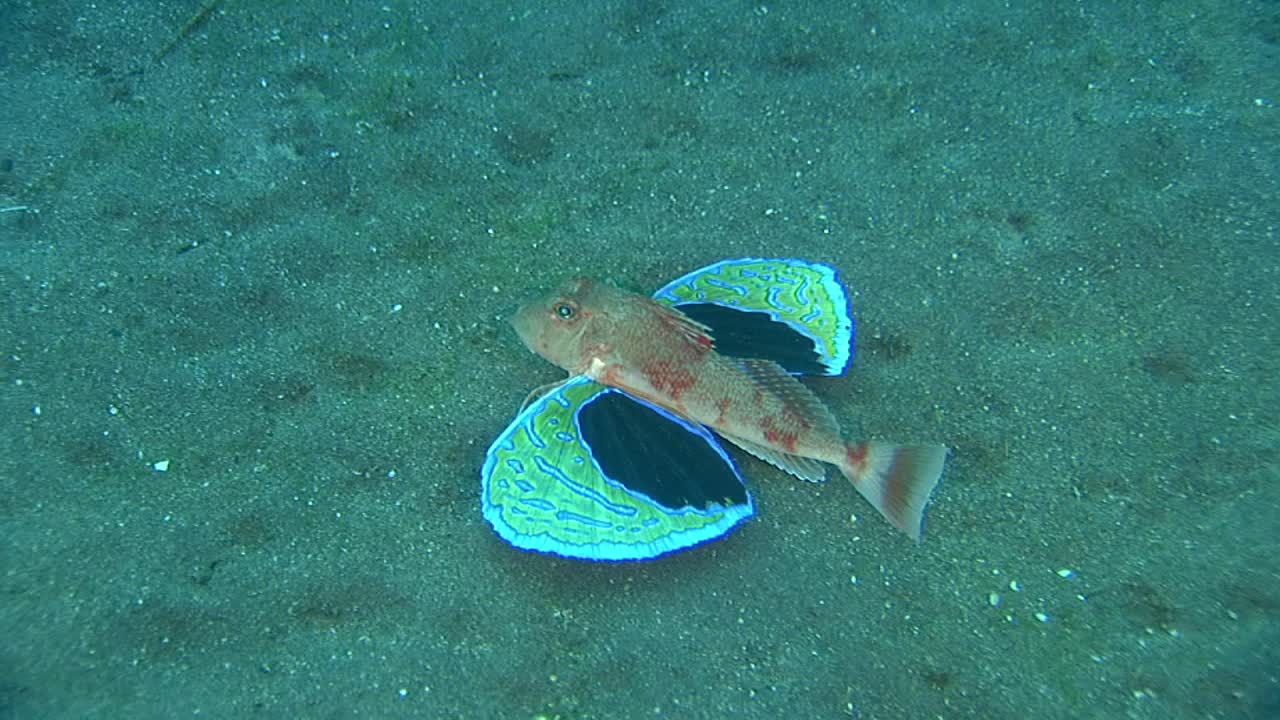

{"left": 152, "top": 459, "right": 170, "bottom": 472}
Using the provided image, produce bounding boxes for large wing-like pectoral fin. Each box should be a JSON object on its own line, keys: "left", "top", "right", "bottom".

{"left": 481, "top": 376, "right": 753, "bottom": 561}
{"left": 651, "top": 257, "right": 854, "bottom": 376}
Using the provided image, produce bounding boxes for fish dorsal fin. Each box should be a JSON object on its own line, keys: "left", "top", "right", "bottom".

{"left": 650, "top": 300, "right": 715, "bottom": 350}
{"left": 719, "top": 432, "right": 829, "bottom": 483}
{"left": 735, "top": 358, "right": 843, "bottom": 438}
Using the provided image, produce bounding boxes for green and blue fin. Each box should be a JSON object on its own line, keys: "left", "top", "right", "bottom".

{"left": 482, "top": 375, "right": 753, "bottom": 561}
{"left": 651, "top": 257, "right": 853, "bottom": 376}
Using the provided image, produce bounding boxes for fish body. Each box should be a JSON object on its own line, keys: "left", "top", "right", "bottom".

{"left": 510, "top": 270, "right": 946, "bottom": 542}
{"left": 515, "top": 279, "right": 836, "bottom": 462}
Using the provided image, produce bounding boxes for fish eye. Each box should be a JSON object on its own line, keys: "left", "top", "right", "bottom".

{"left": 553, "top": 303, "right": 576, "bottom": 320}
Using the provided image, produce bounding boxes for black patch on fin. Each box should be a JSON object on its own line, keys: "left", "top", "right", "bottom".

{"left": 578, "top": 390, "right": 747, "bottom": 511}
{"left": 676, "top": 303, "right": 826, "bottom": 375}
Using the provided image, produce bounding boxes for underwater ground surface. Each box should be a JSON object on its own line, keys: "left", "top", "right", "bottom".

{"left": 2, "top": 1, "right": 1277, "bottom": 718}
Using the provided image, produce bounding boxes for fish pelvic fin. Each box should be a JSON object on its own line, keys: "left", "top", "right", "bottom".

{"left": 840, "top": 441, "right": 947, "bottom": 541}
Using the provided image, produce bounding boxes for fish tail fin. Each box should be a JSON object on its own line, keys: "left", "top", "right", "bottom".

{"left": 839, "top": 441, "right": 948, "bottom": 541}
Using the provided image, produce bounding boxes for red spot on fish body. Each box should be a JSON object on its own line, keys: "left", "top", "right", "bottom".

{"left": 782, "top": 432, "right": 799, "bottom": 453}
{"left": 641, "top": 359, "right": 697, "bottom": 401}
{"left": 713, "top": 397, "right": 732, "bottom": 425}
{"left": 759, "top": 415, "right": 799, "bottom": 453}
{"left": 846, "top": 442, "right": 869, "bottom": 477}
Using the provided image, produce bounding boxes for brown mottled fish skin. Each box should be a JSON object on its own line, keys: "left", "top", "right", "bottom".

{"left": 511, "top": 276, "right": 947, "bottom": 540}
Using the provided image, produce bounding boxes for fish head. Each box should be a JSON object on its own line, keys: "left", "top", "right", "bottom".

{"left": 511, "top": 277, "right": 602, "bottom": 373}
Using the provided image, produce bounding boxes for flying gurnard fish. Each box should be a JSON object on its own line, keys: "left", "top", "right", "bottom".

{"left": 481, "top": 258, "right": 947, "bottom": 561}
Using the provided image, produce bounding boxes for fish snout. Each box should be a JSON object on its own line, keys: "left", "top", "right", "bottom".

{"left": 509, "top": 303, "right": 544, "bottom": 352}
